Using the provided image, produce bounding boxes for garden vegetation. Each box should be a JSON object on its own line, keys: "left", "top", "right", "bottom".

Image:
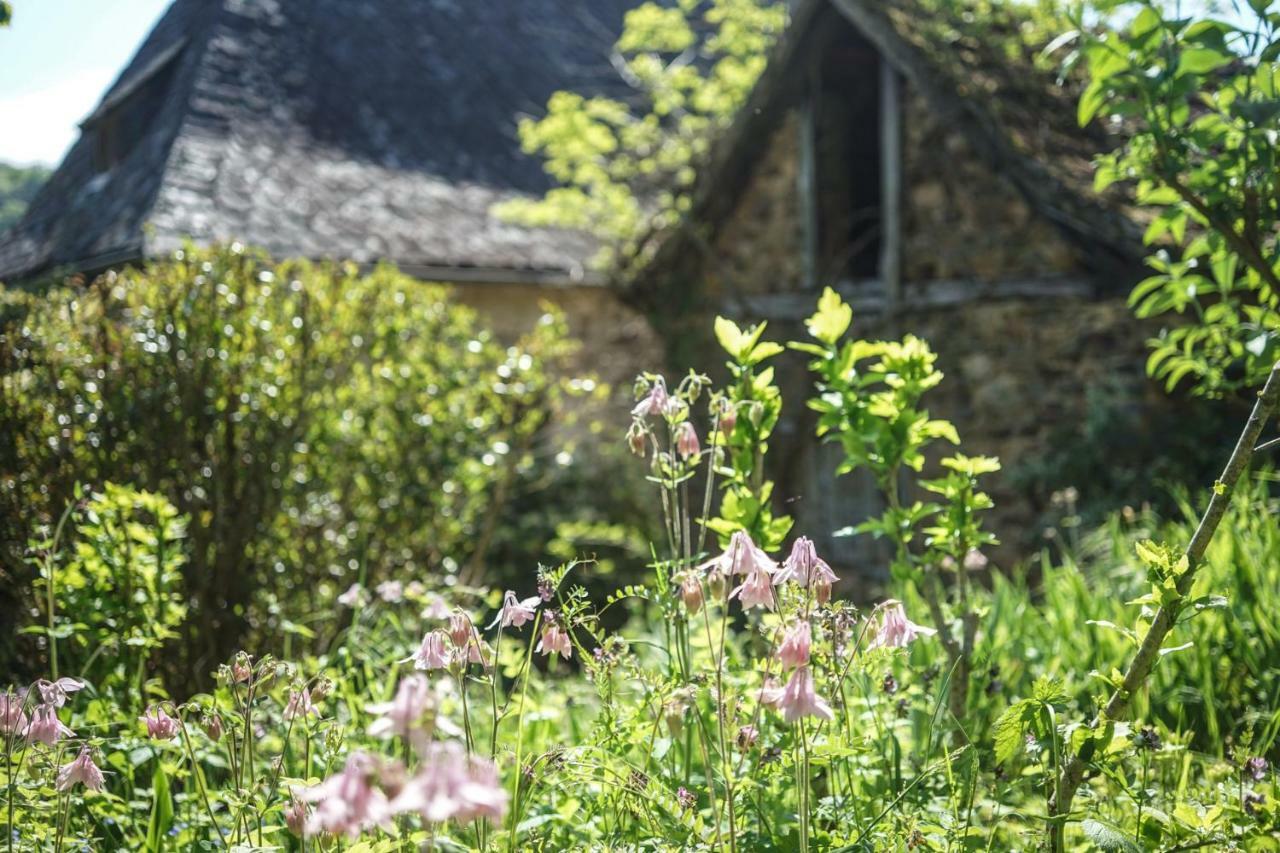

{"left": 3, "top": 0, "right": 1280, "bottom": 850}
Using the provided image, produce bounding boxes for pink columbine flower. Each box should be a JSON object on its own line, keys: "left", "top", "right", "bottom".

{"left": 717, "top": 402, "right": 737, "bottom": 435}
{"left": 0, "top": 692, "right": 28, "bottom": 736}
{"left": 284, "top": 689, "right": 320, "bottom": 721}
{"left": 486, "top": 590, "right": 540, "bottom": 630}
{"left": 775, "top": 537, "right": 839, "bottom": 590}
{"left": 368, "top": 674, "right": 433, "bottom": 740}
{"left": 869, "top": 599, "right": 937, "bottom": 650}
{"left": 140, "top": 706, "right": 180, "bottom": 740}
{"left": 680, "top": 575, "right": 703, "bottom": 615}
{"left": 757, "top": 677, "right": 785, "bottom": 710}
{"left": 869, "top": 600, "right": 937, "bottom": 650}
{"left": 403, "top": 631, "right": 453, "bottom": 671}
{"left": 231, "top": 653, "right": 253, "bottom": 684}
{"left": 536, "top": 624, "right": 572, "bottom": 660}
{"left": 375, "top": 580, "right": 404, "bottom": 603}
{"left": 631, "top": 376, "right": 670, "bottom": 418}
{"left": 778, "top": 666, "right": 833, "bottom": 723}
{"left": 730, "top": 567, "right": 775, "bottom": 611}
{"left": 25, "top": 703, "right": 74, "bottom": 746}
{"left": 337, "top": 583, "right": 368, "bottom": 608}
{"left": 447, "top": 611, "right": 475, "bottom": 648}
{"left": 700, "top": 530, "right": 778, "bottom": 578}
{"left": 390, "top": 741, "right": 508, "bottom": 824}
{"left": 34, "top": 677, "right": 85, "bottom": 708}
{"left": 737, "top": 725, "right": 759, "bottom": 750}
{"left": 285, "top": 794, "right": 308, "bottom": 837}
{"left": 777, "top": 620, "right": 812, "bottom": 669}
{"left": 299, "top": 751, "right": 392, "bottom": 838}
{"left": 675, "top": 421, "right": 700, "bottom": 460}
{"left": 56, "top": 745, "right": 105, "bottom": 793}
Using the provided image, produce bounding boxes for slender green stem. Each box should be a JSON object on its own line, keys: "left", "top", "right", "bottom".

{"left": 177, "top": 715, "right": 228, "bottom": 848}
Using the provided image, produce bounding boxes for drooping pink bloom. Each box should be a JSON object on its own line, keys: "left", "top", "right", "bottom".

{"left": 447, "top": 611, "right": 475, "bottom": 648}
{"left": 486, "top": 591, "right": 540, "bottom": 630}
{"left": 675, "top": 421, "right": 700, "bottom": 460}
{"left": 201, "top": 713, "right": 223, "bottom": 742}
{"left": 25, "top": 703, "right": 74, "bottom": 746}
{"left": 368, "top": 674, "right": 433, "bottom": 739}
{"left": 402, "top": 631, "right": 452, "bottom": 671}
{"left": 699, "top": 530, "right": 778, "bottom": 578}
{"left": 730, "top": 567, "right": 775, "bottom": 611}
{"left": 0, "top": 692, "right": 28, "bottom": 736}
{"left": 680, "top": 575, "right": 703, "bottom": 615}
{"left": 337, "top": 583, "right": 367, "bottom": 608}
{"left": 778, "top": 667, "right": 833, "bottom": 723}
{"left": 284, "top": 688, "right": 320, "bottom": 721}
{"left": 775, "top": 537, "right": 839, "bottom": 589}
{"left": 631, "top": 376, "right": 670, "bottom": 418}
{"left": 55, "top": 745, "right": 105, "bottom": 792}
{"left": 736, "top": 725, "right": 759, "bottom": 750}
{"left": 285, "top": 795, "right": 308, "bottom": 837}
{"left": 299, "top": 751, "right": 392, "bottom": 838}
{"left": 868, "top": 600, "right": 937, "bottom": 650}
{"left": 717, "top": 400, "right": 737, "bottom": 435}
{"left": 777, "top": 620, "right": 812, "bottom": 669}
{"left": 34, "top": 677, "right": 85, "bottom": 708}
{"left": 231, "top": 654, "right": 253, "bottom": 684}
{"left": 963, "top": 549, "right": 989, "bottom": 571}
{"left": 140, "top": 706, "right": 180, "bottom": 740}
{"left": 757, "top": 677, "right": 785, "bottom": 710}
{"left": 626, "top": 422, "right": 647, "bottom": 456}
{"left": 536, "top": 624, "right": 573, "bottom": 660}
{"left": 375, "top": 580, "right": 404, "bottom": 603}
{"left": 390, "top": 741, "right": 508, "bottom": 824}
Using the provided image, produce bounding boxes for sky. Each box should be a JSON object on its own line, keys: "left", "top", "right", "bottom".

{"left": 0, "top": 0, "right": 172, "bottom": 167}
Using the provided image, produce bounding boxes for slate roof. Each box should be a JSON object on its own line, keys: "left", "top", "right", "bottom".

{"left": 0, "top": 0, "right": 635, "bottom": 284}
{"left": 629, "top": 0, "right": 1147, "bottom": 295}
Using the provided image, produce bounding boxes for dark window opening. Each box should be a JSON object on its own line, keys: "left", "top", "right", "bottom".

{"left": 83, "top": 41, "right": 185, "bottom": 173}
{"left": 814, "top": 38, "right": 882, "bottom": 283}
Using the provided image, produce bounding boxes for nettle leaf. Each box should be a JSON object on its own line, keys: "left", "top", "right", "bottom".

{"left": 1083, "top": 818, "right": 1143, "bottom": 852}
{"left": 993, "top": 699, "right": 1037, "bottom": 765}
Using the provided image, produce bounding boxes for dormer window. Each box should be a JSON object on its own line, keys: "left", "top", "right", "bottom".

{"left": 814, "top": 36, "right": 883, "bottom": 283}
{"left": 81, "top": 40, "right": 186, "bottom": 173}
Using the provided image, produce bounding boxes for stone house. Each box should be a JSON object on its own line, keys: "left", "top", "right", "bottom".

{"left": 626, "top": 0, "right": 1174, "bottom": 570}
{"left": 1, "top": 0, "right": 1181, "bottom": 571}
{"left": 0, "top": 0, "right": 659, "bottom": 392}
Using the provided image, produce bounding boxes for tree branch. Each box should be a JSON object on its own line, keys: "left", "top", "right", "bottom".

{"left": 1048, "top": 359, "right": 1280, "bottom": 847}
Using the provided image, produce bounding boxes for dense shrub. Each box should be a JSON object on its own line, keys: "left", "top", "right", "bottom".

{"left": 0, "top": 245, "right": 601, "bottom": 675}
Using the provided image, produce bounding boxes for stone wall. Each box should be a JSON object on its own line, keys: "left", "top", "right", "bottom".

{"left": 451, "top": 280, "right": 661, "bottom": 409}
{"left": 900, "top": 89, "right": 1081, "bottom": 281}
{"left": 706, "top": 111, "right": 805, "bottom": 299}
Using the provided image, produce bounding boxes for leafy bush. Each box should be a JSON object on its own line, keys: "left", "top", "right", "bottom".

{"left": 0, "top": 244, "right": 593, "bottom": 673}
{"left": 27, "top": 483, "right": 187, "bottom": 712}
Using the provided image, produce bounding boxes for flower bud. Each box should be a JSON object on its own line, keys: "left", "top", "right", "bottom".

{"left": 675, "top": 421, "right": 700, "bottom": 460}
{"left": 201, "top": 713, "right": 223, "bottom": 742}
{"left": 815, "top": 580, "right": 832, "bottom": 605}
{"left": 707, "top": 568, "right": 727, "bottom": 600}
{"left": 680, "top": 575, "right": 703, "bottom": 615}
{"left": 626, "top": 422, "right": 647, "bottom": 456}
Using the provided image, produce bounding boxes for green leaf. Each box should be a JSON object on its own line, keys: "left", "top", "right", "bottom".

{"left": 1082, "top": 818, "right": 1143, "bottom": 852}
{"left": 805, "top": 287, "right": 853, "bottom": 345}
{"left": 993, "top": 699, "right": 1035, "bottom": 765}
{"left": 145, "top": 763, "right": 174, "bottom": 853}
{"left": 714, "top": 316, "right": 745, "bottom": 358}
{"left": 1078, "top": 78, "right": 1107, "bottom": 126}
{"left": 1177, "top": 47, "right": 1231, "bottom": 76}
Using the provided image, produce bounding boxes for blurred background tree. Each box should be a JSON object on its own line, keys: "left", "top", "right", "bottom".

{"left": 0, "top": 162, "right": 50, "bottom": 231}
